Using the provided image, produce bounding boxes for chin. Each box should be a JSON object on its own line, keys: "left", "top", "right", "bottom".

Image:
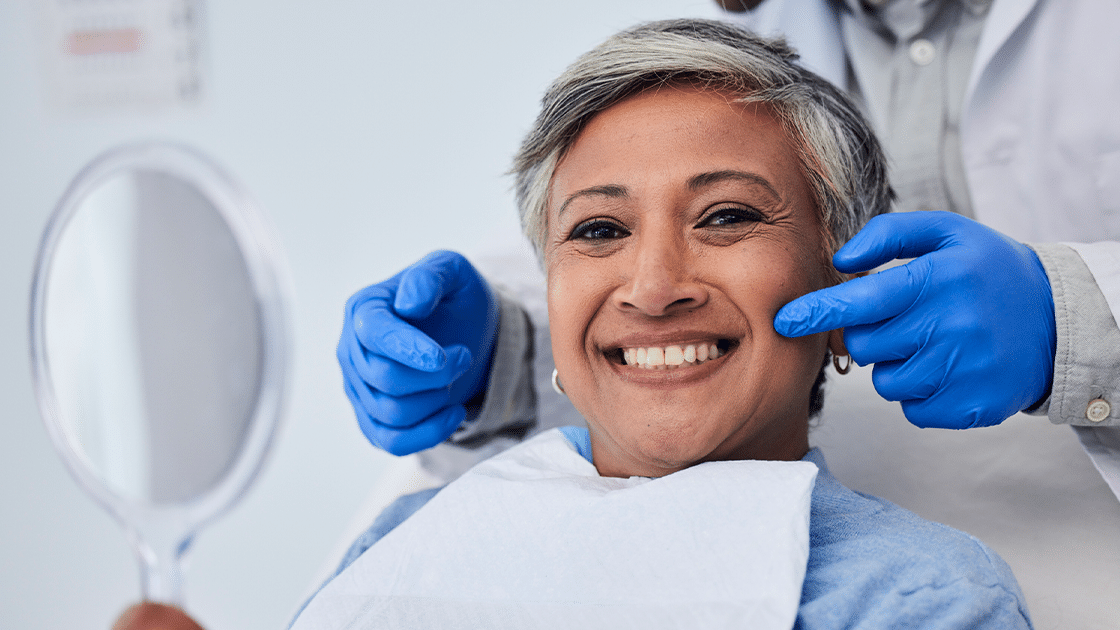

{"left": 608, "top": 415, "right": 739, "bottom": 476}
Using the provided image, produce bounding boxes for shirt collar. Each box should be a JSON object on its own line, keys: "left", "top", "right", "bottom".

{"left": 839, "top": 0, "right": 991, "bottom": 41}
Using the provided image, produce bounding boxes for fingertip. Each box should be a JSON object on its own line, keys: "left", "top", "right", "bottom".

{"left": 445, "top": 345, "right": 474, "bottom": 378}
{"left": 832, "top": 233, "right": 883, "bottom": 273}
{"left": 395, "top": 266, "right": 442, "bottom": 319}
{"left": 381, "top": 435, "right": 415, "bottom": 457}
{"left": 774, "top": 295, "right": 832, "bottom": 337}
{"left": 899, "top": 398, "right": 967, "bottom": 430}
{"left": 898, "top": 399, "right": 936, "bottom": 429}
{"left": 833, "top": 212, "right": 927, "bottom": 273}
{"left": 355, "top": 415, "right": 388, "bottom": 453}
{"left": 354, "top": 308, "right": 446, "bottom": 371}
{"left": 831, "top": 249, "right": 867, "bottom": 274}
{"left": 398, "top": 332, "right": 447, "bottom": 371}
{"left": 434, "top": 403, "right": 468, "bottom": 433}
{"left": 773, "top": 303, "right": 805, "bottom": 337}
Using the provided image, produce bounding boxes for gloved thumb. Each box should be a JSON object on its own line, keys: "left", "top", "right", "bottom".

{"left": 395, "top": 250, "right": 474, "bottom": 319}
{"left": 832, "top": 211, "right": 965, "bottom": 274}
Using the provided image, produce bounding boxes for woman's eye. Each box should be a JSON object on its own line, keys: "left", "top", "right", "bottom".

{"left": 571, "top": 220, "right": 629, "bottom": 241}
{"left": 697, "top": 207, "right": 763, "bottom": 228}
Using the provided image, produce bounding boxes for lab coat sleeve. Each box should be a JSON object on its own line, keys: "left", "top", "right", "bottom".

{"left": 1026, "top": 243, "right": 1120, "bottom": 427}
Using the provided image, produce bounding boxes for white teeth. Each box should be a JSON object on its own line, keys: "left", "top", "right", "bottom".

{"left": 620, "top": 342, "right": 726, "bottom": 369}
{"left": 664, "top": 345, "right": 684, "bottom": 366}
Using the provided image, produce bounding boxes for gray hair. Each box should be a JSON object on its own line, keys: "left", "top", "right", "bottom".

{"left": 512, "top": 18, "right": 892, "bottom": 258}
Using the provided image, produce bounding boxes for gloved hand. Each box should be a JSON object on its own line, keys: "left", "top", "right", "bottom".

{"left": 337, "top": 250, "right": 500, "bottom": 455}
{"left": 774, "top": 211, "right": 1056, "bottom": 429}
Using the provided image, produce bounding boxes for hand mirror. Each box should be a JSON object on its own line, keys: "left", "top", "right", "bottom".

{"left": 29, "top": 142, "right": 289, "bottom": 605}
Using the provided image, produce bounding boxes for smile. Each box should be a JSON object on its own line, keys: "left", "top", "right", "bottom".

{"left": 620, "top": 340, "right": 732, "bottom": 369}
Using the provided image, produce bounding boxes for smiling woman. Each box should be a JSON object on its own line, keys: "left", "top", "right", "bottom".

{"left": 288, "top": 19, "right": 1033, "bottom": 630}
{"left": 545, "top": 87, "right": 842, "bottom": 477}
{"left": 515, "top": 20, "right": 889, "bottom": 479}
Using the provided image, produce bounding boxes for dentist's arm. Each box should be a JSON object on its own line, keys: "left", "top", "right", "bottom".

{"left": 774, "top": 211, "right": 1056, "bottom": 429}
{"left": 337, "top": 250, "right": 500, "bottom": 455}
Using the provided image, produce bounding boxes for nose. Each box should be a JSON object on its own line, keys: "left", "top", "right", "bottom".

{"left": 613, "top": 231, "right": 709, "bottom": 317}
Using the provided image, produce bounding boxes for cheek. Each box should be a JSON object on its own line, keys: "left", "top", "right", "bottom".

{"left": 545, "top": 253, "right": 599, "bottom": 372}
{"left": 772, "top": 236, "right": 835, "bottom": 302}
{"left": 729, "top": 248, "right": 827, "bottom": 319}
{"left": 755, "top": 250, "right": 833, "bottom": 378}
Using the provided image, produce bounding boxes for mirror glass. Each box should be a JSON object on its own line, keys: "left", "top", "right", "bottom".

{"left": 30, "top": 143, "right": 288, "bottom": 604}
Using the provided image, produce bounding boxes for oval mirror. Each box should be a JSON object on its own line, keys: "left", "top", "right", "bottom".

{"left": 29, "top": 142, "right": 289, "bottom": 606}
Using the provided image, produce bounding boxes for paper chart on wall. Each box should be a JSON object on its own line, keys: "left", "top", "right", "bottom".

{"left": 36, "top": 0, "right": 206, "bottom": 114}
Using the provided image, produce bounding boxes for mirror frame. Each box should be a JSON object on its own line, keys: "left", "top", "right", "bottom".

{"left": 28, "top": 141, "right": 290, "bottom": 601}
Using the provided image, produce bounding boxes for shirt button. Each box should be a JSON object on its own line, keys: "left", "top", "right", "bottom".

{"left": 1086, "top": 398, "right": 1111, "bottom": 423}
{"left": 909, "top": 39, "right": 936, "bottom": 66}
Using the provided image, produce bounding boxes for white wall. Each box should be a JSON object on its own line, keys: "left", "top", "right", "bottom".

{"left": 0, "top": 1, "right": 722, "bottom": 628}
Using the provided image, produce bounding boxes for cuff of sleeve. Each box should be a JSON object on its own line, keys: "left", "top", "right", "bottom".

{"left": 1029, "top": 243, "right": 1120, "bottom": 426}
{"left": 444, "top": 285, "right": 537, "bottom": 446}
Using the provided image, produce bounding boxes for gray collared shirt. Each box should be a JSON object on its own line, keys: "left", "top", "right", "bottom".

{"left": 840, "top": 0, "right": 992, "bottom": 218}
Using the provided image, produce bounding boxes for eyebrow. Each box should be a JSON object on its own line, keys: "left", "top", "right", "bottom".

{"left": 556, "top": 170, "right": 781, "bottom": 218}
{"left": 688, "top": 170, "right": 781, "bottom": 202}
{"left": 557, "top": 184, "right": 629, "bottom": 218}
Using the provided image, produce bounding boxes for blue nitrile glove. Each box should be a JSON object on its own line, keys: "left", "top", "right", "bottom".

{"left": 337, "top": 250, "right": 500, "bottom": 455}
{"left": 774, "top": 211, "right": 1057, "bottom": 429}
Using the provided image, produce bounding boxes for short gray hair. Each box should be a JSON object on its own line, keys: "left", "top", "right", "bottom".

{"left": 512, "top": 19, "right": 892, "bottom": 257}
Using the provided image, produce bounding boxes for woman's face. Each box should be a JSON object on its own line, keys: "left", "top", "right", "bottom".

{"left": 545, "top": 86, "right": 843, "bottom": 478}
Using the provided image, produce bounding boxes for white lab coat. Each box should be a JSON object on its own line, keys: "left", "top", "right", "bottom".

{"left": 732, "top": 0, "right": 1120, "bottom": 497}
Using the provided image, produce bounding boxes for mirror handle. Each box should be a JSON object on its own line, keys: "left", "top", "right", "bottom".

{"left": 128, "top": 525, "right": 192, "bottom": 605}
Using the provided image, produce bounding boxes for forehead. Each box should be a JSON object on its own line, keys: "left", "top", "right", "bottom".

{"left": 549, "top": 86, "right": 808, "bottom": 209}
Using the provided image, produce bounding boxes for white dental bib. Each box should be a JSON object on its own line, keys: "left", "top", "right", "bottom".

{"left": 293, "top": 429, "right": 817, "bottom": 630}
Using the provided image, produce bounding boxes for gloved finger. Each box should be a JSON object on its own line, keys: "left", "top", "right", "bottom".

{"left": 775, "top": 260, "right": 930, "bottom": 337}
{"left": 394, "top": 250, "right": 476, "bottom": 319}
{"left": 900, "top": 392, "right": 990, "bottom": 430}
{"left": 870, "top": 357, "right": 943, "bottom": 402}
{"left": 841, "top": 313, "right": 928, "bottom": 366}
{"left": 355, "top": 401, "right": 468, "bottom": 456}
{"left": 338, "top": 334, "right": 465, "bottom": 396}
{"left": 832, "top": 211, "right": 966, "bottom": 274}
{"left": 343, "top": 340, "right": 472, "bottom": 397}
{"left": 340, "top": 345, "right": 453, "bottom": 422}
{"left": 359, "top": 384, "right": 461, "bottom": 430}
{"left": 352, "top": 301, "right": 447, "bottom": 372}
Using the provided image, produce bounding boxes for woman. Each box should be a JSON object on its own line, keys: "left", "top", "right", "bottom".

{"left": 302, "top": 20, "right": 1030, "bottom": 629}
{"left": 121, "top": 19, "right": 1032, "bottom": 630}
